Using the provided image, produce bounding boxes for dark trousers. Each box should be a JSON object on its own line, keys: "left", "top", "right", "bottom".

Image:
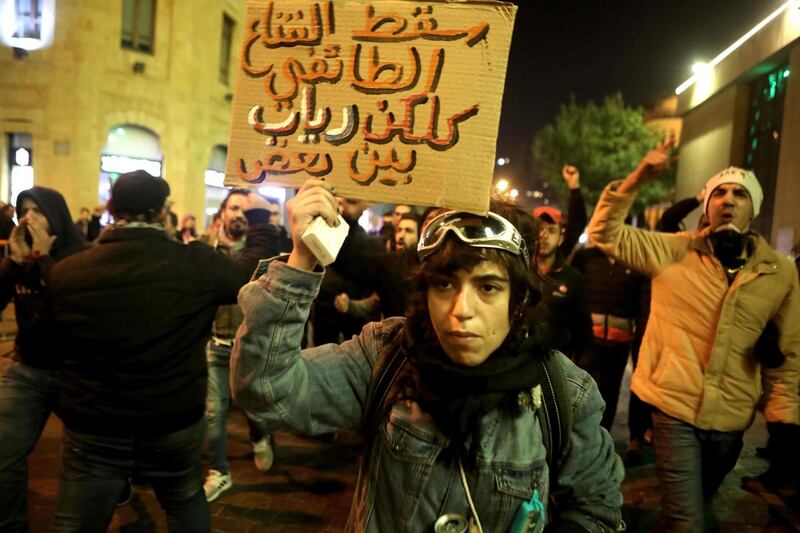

{"left": 628, "top": 345, "right": 652, "bottom": 440}
{"left": 762, "top": 422, "right": 800, "bottom": 481}
{"left": 51, "top": 418, "right": 210, "bottom": 532}
{"left": 576, "top": 340, "right": 630, "bottom": 430}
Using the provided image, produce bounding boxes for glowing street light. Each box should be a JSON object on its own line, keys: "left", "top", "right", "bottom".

{"left": 676, "top": 0, "right": 798, "bottom": 95}
{"left": 495, "top": 179, "right": 509, "bottom": 192}
{"left": 509, "top": 189, "right": 519, "bottom": 199}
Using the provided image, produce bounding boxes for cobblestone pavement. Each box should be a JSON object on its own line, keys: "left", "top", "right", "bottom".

{"left": 3, "top": 338, "right": 798, "bottom": 531}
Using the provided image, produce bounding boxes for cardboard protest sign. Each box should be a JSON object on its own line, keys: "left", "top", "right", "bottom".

{"left": 225, "top": 0, "right": 517, "bottom": 214}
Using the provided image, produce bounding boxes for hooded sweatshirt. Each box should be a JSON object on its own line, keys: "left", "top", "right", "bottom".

{"left": 0, "top": 187, "right": 87, "bottom": 368}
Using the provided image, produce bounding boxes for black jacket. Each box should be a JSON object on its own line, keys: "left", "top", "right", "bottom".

{"left": 46, "top": 210, "right": 277, "bottom": 437}
{"left": 534, "top": 252, "right": 592, "bottom": 358}
{"left": 657, "top": 196, "right": 701, "bottom": 233}
{"left": 0, "top": 211, "right": 15, "bottom": 240}
{"left": 571, "top": 247, "right": 647, "bottom": 319}
{"left": 333, "top": 219, "right": 415, "bottom": 319}
{"left": 571, "top": 246, "right": 648, "bottom": 344}
{"left": 2, "top": 187, "right": 88, "bottom": 368}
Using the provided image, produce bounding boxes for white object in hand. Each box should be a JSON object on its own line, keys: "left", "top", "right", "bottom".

{"left": 301, "top": 214, "right": 349, "bottom": 267}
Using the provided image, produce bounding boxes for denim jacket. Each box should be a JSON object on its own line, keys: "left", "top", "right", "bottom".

{"left": 231, "top": 260, "right": 624, "bottom": 532}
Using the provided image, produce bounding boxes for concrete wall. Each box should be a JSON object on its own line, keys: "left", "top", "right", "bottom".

{"left": 0, "top": 0, "right": 244, "bottom": 220}
{"left": 772, "top": 44, "right": 800, "bottom": 251}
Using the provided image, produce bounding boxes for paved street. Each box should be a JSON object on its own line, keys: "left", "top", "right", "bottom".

{"left": 2, "top": 321, "right": 798, "bottom": 532}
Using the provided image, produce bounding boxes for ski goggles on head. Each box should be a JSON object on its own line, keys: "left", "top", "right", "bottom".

{"left": 417, "top": 210, "right": 530, "bottom": 267}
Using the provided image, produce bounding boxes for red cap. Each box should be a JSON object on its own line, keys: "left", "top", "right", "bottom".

{"left": 532, "top": 206, "right": 563, "bottom": 224}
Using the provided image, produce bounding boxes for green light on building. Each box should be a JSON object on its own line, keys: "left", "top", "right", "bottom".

{"left": 784, "top": 69, "right": 790, "bottom": 79}
{"left": 768, "top": 74, "right": 777, "bottom": 100}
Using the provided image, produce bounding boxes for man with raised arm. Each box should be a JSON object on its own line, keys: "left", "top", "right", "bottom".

{"left": 587, "top": 141, "right": 800, "bottom": 531}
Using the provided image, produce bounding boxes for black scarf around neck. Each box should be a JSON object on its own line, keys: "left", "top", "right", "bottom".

{"left": 397, "top": 335, "right": 547, "bottom": 445}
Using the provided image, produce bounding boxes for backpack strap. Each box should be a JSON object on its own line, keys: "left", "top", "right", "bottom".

{"left": 362, "top": 333, "right": 407, "bottom": 437}
{"left": 536, "top": 351, "right": 573, "bottom": 482}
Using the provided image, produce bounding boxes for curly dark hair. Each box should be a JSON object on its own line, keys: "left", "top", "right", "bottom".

{"left": 220, "top": 188, "right": 251, "bottom": 210}
{"left": 402, "top": 200, "right": 549, "bottom": 355}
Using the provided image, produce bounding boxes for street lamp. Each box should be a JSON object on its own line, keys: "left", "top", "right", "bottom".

{"left": 495, "top": 179, "right": 509, "bottom": 192}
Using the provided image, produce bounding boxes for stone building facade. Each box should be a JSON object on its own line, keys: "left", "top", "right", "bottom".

{"left": 1, "top": 0, "right": 245, "bottom": 222}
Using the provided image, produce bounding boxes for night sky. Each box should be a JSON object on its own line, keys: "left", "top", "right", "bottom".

{"left": 496, "top": 0, "right": 788, "bottom": 187}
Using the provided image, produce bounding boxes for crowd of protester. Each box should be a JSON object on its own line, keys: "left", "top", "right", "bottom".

{"left": 0, "top": 144, "right": 797, "bottom": 532}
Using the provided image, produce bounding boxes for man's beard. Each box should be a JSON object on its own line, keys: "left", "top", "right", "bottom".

{"left": 226, "top": 219, "right": 247, "bottom": 239}
{"left": 537, "top": 245, "right": 556, "bottom": 261}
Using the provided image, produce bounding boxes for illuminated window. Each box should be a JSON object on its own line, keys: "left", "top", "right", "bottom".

{"left": 12, "top": 0, "right": 41, "bottom": 40}
{"left": 219, "top": 14, "right": 235, "bottom": 84}
{"left": 121, "top": 0, "right": 155, "bottom": 53}
{"left": 743, "top": 66, "right": 788, "bottom": 236}
{"left": 6, "top": 133, "right": 34, "bottom": 205}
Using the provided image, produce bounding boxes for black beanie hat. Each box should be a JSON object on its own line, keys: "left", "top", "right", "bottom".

{"left": 109, "top": 170, "right": 170, "bottom": 217}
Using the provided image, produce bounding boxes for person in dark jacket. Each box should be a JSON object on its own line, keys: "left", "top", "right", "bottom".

{"left": 44, "top": 171, "right": 277, "bottom": 532}
{"left": 74, "top": 207, "right": 91, "bottom": 240}
{"left": 0, "top": 187, "right": 87, "bottom": 533}
{"left": 265, "top": 197, "right": 293, "bottom": 253}
{"left": 532, "top": 206, "right": 592, "bottom": 360}
{"left": 331, "top": 203, "right": 416, "bottom": 319}
{"left": 0, "top": 201, "right": 16, "bottom": 240}
{"left": 571, "top": 245, "right": 648, "bottom": 431}
{"left": 87, "top": 204, "right": 104, "bottom": 241}
{"left": 311, "top": 198, "right": 382, "bottom": 346}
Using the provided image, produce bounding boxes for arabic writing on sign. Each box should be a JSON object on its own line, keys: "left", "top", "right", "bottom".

{"left": 352, "top": 4, "right": 489, "bottom": 46}
{"left": 237, "top": 2, "right": 489, "bottom": 187}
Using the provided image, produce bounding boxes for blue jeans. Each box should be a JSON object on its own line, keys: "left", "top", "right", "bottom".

{"left": 51, "top": 418, "right": 210, "bottom": 532}
{"left": 652, "top": 411, "right": 744, "bottom": 531}
{"left": 206, "top": 340, "right": 274, "bottom": 474}
{"left": 0, "top": 360, "right": 59, "bottom": 533}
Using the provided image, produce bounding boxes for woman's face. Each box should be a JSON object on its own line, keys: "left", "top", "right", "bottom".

{"left": 427, "top": 260, "right": 511, "bottom": 367}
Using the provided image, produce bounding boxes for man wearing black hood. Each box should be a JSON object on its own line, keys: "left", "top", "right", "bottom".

{"left": 0, "top": 187, "right": 87, "bottom": 533}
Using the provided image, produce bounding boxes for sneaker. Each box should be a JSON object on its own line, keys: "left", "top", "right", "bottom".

{"left": 204, "top": 470, "right": 233, "bottom": 502}
{"left": 117, "top": 478, "right": 133, "bottom": 506}
{"left": 253, "top": 435, "right": 274, "bottom": 472}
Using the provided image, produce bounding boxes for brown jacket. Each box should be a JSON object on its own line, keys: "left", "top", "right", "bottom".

{"left": 588, "top": 182, "right": 800, "bottom": 431}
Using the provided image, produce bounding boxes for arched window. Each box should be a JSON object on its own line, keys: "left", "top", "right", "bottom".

{"left": 99, "top": 125, "right": 163, "bottom": 205}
